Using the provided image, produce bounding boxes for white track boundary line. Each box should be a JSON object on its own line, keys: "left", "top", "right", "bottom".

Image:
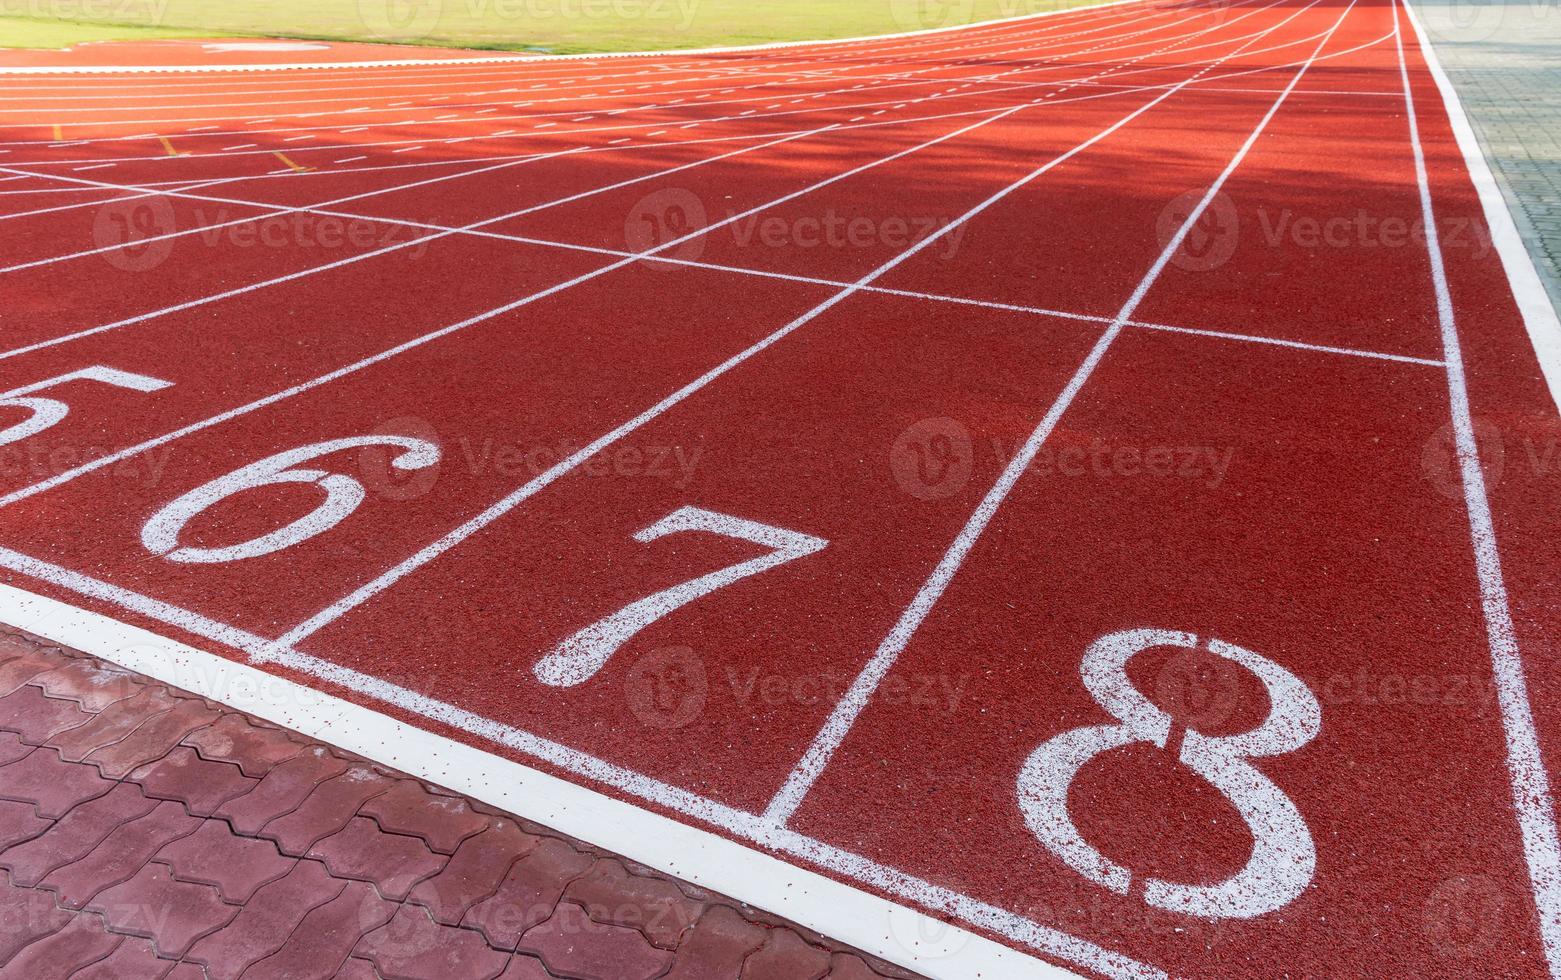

{"left": 1396, "top": 0, "right": 1561, "bottom": 973}
{"left": 0, "top": 574, "right": 1155, "bottom": 980}
{"left": 769, "top": 0, "right": 1356, "bottom": 822}
{"left": 54, "top": 188, "right": 1443, "bottom": 367}
{"left": 1401, "top": 0, "right": 1561, "bottom": 415}
{"left": 0, "top": 0, "right": 1150, "bottom": 76}
{"left": 0, "top": 41, "right": 1376, "bottom": 190}
{"left": 0, "top": 123, "right": 831, "bottom": 361}
{"left": 0, "top": 1, "right": 1267, "bottom": 501}
{"left": 0, "top": 2, "right": 1226, "bottom": 168}
{"left": 0, "top": 88, "right": 1029, "bottom": 503}
{"left": 267, "top": 0, "right": 1319, "bottom": 653}
{"left": 0, "top": 1, "right": 1165, "bottom": 111}
{"left": 0, "top": 4, "right": 1151, "bottom": 100}
{"left": 2, "top": 8, "right": 1213, "bottom": 270}
{"left": 0, "top": 6, "right": 1182, "bottom": 118}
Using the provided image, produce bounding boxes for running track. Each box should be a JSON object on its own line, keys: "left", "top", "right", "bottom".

{"left": 2, "top": 1, "right": 1561, "bottom": 976}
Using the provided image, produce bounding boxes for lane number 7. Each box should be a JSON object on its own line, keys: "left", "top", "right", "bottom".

{"left": 533, "top": 506, "right": 828, "bottom": 687}
{"left": 0, "top": 366, "right": 173, "bottom": 448}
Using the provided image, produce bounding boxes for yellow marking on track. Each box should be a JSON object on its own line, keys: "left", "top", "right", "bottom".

{"left": 52, "top": 124, "right": 62, "bottom": 141}
{"left": 272, "top": 152, "right": 314, "bottom": 173}
{"left": 156, "top": 135, "right": 189, "bottom": 157}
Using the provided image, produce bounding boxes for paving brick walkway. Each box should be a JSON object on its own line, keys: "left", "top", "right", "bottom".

{"left": 1413, "top": 0, "right": 1561, "bottom": 311}
{"left": 0, "top": 629, "right": 918, "bottom": 980}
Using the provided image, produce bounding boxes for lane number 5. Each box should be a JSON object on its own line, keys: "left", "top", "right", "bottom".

{"left": 0, "top": 366, "right": 173, "bottom": 448}
{"left": 533, "top": 506, "right": 827, "bottom": 687}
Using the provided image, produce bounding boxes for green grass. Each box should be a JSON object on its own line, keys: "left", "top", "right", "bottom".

{"left": 0, "top": 0, "right": 1111, "bottom": 54}
{"left": 0, "top": 13, "right": 210, "bottom": 48}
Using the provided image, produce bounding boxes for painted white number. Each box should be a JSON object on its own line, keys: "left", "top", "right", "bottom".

{"left": 1018, "top": 628, "right": 1320, "bottom": 919}
{"left": 0, "top": 366, "right": 173, "bottom": 448}
{"left": 533, "top": 506, "right": 827, "bottom": 687}
{"left": 142, "top": 436, "right": 441, "bottom": 564}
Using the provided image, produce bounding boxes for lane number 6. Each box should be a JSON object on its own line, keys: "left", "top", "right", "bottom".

{"left": 142, "top": 436, "right": 441, "bottom": 564}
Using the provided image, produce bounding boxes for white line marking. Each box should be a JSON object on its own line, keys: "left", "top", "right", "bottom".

{"left": 157, "top": 195, "right": 1440, "bottom": 368}
{"left": 0, "top": 575, "right": 1147, "bottom": 979}
{"left": 271, "top": 0, "right": 1320, "bottom": 656}
{"left": 1400, "top": 4, "right": 1561, "bottom": 414}
{"left": 0, "top": 1, "right": 1065, "bottom": 81}
{"left": 0, "top": 6, "right": 1261, "bottom": 487}
{"left": 0, "top": 3, "right": 1269, "bottom": 150}
{"left": 0, "top": 126, "right": 830, "bottom": 505}
{"left": 0, "top": 26, "right": 1388, "bottom": 184}
{"left": 1396, "top": 1, "right": 1561, "bottom": 972}
{"left": 0, "top": 548, "right": 273, "bottom": 657}
{"left": 767, "top": 0, "right": 1357, "bottom": 824}
{"left": 0, "top": 144, "right": 570, "bottom": 274}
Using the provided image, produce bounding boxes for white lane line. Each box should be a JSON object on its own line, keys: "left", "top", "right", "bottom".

{"left": 173, "top": 194, "right": 1444, "bottom": 368}
{"left": 766, "top": 0, "right": 1357, "bottom": 825}
{"left": 0, "top": 141, "right": 584, "bottom": 274}
{"left": 0, "top": 15, "right": 1320, "bottom": 182}
{"left": 0, "top": 28, "right": 1239, "bottom": 352}
{"left": 0, "top": 575, "right": 1146, "bottom": 979}
{"left": 0, "top": 60, "right": 1061, "bottom": 238}
{"left": 0, "top": 122, "right": 823, "bottom": 406}
{"left": 0, "top": 28, "right": 1386, "bottom": 199}
{"left": 269, "top": 0, "right": 1316, "bottom": 656}
{"left": 1400, "top": 5, "right": 1561, "bottom": 413}
{"left": 0, "top": 190, "right": 130, "bottom": 223}
{"left": 41, "top": 17, "right": 1286, "bottom": 156}
{"left": 0, "top": 17, "right": 1062, "bottom": 100}
{"left": 0, "top": 548, "right": 273, "bottom": 657}
{"left": 0, "top": 0, "right": 1264, "bottom": 245}
{"left": 0, "top": 0, "right": 1152, "bottom": 79}
{"left": 1396, "top": 1, "right": 1561, "bottom": 973}
{"left": 0, "top": 1, "right": 1246, "bottom": 158}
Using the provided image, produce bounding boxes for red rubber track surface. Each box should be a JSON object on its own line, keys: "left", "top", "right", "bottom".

{"left": 1, "top": 1, "right": 1559, "bottom": 976}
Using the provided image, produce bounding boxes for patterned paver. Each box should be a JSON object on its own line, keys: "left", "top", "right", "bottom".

{"left": 1413, "top": 0, "right": 1561, "bottom": 310}
{"left": 0, "top": 629, "right": 918, "bottom": 980}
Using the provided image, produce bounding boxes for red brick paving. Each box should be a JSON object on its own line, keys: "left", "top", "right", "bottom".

{"left": 0, "top": 629, "right": 920, "bottom": 980}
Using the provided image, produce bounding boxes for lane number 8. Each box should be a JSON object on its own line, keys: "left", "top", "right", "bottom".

{"left": 1018, "top": 628, "right": 1321, "bottom": 919}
